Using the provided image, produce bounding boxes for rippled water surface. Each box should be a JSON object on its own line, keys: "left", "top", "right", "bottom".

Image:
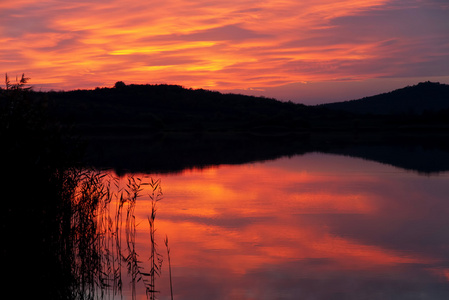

{"left": 116, "top": 152, "right": 449, "bottom": 299}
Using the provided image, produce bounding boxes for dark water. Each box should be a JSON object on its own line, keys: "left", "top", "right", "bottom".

{"left": 113, "top": 152, "right": 449, "bottom": 299}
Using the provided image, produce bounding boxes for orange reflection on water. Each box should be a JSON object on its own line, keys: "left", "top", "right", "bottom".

{"left": 115, "top": 153, "right": 449, "bottom": 299}
{"left": 136, "top": 162, "right": 417, "bottom": 264}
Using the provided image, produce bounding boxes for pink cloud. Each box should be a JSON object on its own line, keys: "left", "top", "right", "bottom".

{"left": 1, "top": 0, "right": 448, "bottom": 102}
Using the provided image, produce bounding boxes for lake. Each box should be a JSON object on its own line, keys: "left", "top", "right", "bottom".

{"left": 102, "top": 152, "right": 449, "bottom": 300}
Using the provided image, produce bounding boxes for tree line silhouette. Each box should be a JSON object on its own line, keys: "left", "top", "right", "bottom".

{"left": 2, "top": 75, "right": 449, "bottom": 174}
{"left": 10, "top": 80, "right": 445, "bottom": 139}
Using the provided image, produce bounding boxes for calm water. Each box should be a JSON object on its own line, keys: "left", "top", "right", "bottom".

{"left": 112, "top": 152, "right": 449, "bottom": 300}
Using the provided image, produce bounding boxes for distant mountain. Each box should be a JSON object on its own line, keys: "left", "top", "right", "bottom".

{"left": 320, "top": 82, "right": 449, "bottom": 115}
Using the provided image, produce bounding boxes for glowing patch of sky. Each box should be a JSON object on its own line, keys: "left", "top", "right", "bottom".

{"left": 1, "top": 0, "right": 448, "bottom": 103}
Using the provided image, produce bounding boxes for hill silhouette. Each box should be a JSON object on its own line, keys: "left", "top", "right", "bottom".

{"left": 41, "top": 81, "right": 449, "bottom": 142}
{"left": 2, "top": 79, "right": 449, "bottom": 174}
{"left": 320, "top": 81, "right": 449, "bottom": 115}
{"left": 46, "top": 83, "right": 313, "bottom": 134}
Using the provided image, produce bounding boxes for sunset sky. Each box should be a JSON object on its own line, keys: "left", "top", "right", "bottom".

{"left": 1, "top": 0, "right": 448, "bottom": 104}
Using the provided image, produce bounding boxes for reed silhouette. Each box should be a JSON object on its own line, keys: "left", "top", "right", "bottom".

{"left": 147, "top": 178, "right": 164, "bottom": 300}
{"left": 60, "top": 170, "right": 166, "bottom": 300}
{"left": 164, "top": 234, "right": 174, "bottom": 300}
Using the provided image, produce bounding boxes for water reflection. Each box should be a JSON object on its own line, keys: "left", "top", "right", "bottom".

{"left": 129, "top": 153, "right": 449, "bottom": 299}
{"left": 7, "top": 152, "right": 447, "bottom": 299}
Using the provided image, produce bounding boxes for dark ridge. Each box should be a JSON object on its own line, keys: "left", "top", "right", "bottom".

{"left": 44, "top": 83, "right": 311, "bottom": 133}
{"left": 320, "top": 81, "right": 449, "bottom": 115}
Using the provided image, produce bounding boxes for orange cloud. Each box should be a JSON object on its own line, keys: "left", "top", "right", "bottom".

{"left": 1, "top": 0, "right": 448, "bottom": 101}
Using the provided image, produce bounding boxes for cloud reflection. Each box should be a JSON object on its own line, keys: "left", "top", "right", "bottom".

{"left": 129, "top": 153, "right": 449, "bottom": 299}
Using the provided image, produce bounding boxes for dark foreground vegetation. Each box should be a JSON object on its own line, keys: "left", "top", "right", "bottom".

{"left": 1, "top": 75, "right": 83, "bottom": 298}
{"left": 1, "top": 76, "right": 167, "bottom": 299}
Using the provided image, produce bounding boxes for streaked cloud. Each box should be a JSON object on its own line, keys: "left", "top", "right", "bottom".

{"left": 1, "top": 0, "right": 448, "bottom": 102}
